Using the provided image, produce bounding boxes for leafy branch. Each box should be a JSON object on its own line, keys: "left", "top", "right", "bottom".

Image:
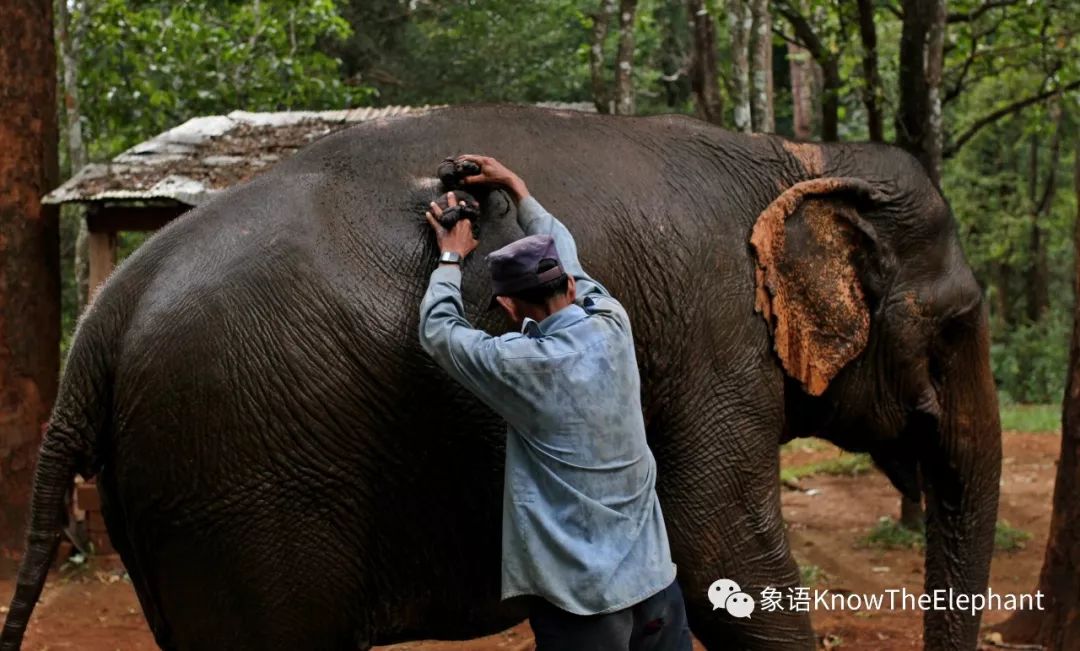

{"left": 944, "top": 78, "right": 1080, "bottom": 158}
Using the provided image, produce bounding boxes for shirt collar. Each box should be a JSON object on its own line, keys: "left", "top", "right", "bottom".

{"left": 520, "top": 304, "right": 588, "bottom": 337}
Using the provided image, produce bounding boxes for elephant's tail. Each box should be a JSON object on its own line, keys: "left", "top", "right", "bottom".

{"left": 1, "top": 308, "right": 115, "bottom": 650}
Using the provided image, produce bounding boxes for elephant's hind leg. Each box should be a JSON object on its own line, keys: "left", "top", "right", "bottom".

{"left": 651, "top": 366, "right": 815, "bottom": 650}
{"left": 125, "top": 497, "right": 372, "bottom": 650}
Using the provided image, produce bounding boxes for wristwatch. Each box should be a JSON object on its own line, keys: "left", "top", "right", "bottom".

{"left": 438, "top": 250, "right": 463, "bottom": 265}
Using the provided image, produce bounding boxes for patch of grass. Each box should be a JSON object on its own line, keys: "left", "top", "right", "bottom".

{"left": 799, "top": 563, "right": 827, "bottom": 587}
{"left": 999, "top": 403, "right": 1060, "bottom": 433}
{"left": 860, "top": 516, "right": 926, "bottom": 551}
{"left": 994, "top": 520, "right": 1032, "bottom": 553}
{"left": 780, "top": 438, "right": 832, "bottom": 454}
{"left": 860, "top": 517, "right": 1033, "bottom": 554}
{"left": 780, "top": 453, "right": 873, "bottom": 484}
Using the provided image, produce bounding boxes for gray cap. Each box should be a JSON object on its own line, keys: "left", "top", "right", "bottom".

{"left": 487, "top": 234, "right": 565, "bottom": 298}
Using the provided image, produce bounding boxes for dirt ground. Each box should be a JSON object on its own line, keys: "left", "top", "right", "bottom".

{"left": 0, "top": 430, "right": 1058, "bottom": 651}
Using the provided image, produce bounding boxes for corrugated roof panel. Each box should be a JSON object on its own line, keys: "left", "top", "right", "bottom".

{"left": 43, "top": 104, "right": 592, "bottom": 206}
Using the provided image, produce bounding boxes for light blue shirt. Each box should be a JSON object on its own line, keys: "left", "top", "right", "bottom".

{"left": 419, "top": 196, "right": 675, "bottom": 615}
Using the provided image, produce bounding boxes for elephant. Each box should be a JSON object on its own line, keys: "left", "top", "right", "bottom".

{"left": 1, "top": 105, "right": 1001, "bottom": 651}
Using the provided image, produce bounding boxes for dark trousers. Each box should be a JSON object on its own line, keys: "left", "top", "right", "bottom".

{"left": 528, "top": 580, "right": 692, "bottom": 651}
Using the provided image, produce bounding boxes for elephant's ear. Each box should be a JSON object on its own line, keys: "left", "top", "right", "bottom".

{"left": 750, "top": 178, "right": 882, "bottom": 396}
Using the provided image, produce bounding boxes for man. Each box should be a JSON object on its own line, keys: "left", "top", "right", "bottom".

{"left": 419, "top": 155, "right": 691, "bottom": 651}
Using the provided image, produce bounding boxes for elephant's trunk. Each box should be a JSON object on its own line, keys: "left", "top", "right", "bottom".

{"left": 920, "top": 306, "right": 1002, "bottom": 650}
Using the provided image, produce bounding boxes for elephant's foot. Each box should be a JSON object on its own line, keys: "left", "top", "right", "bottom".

{"left": 689, "top": 604, "right": 815, "bottom": 650}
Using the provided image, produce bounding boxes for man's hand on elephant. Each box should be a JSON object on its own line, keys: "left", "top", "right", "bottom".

{"left": 426, "top": 192, "right": 478, "bottom": 260}
{"left": 458, "top": 155, "right": 530, "bottom": 202}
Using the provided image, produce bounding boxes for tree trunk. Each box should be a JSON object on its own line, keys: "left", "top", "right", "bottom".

{"left": 776, "top": 4, "right": 836, "bottom": 140}
{"left": 0, "top": 0, "right": 60, "bottom": 554}
{"left": 686, "top": 0, "right": 722, "bottom": 124}
{"left": 658, "top": 0, "right": 690, "bottom": 109}
{"left": 856, "top": 0, "right": 883, "bottom": 141}
{"left": 728, "top": 0, "right": 752, "bottom": 132}
{"left": 788, "top": 42, "right": 814, "bottom": 139}
{"left": 896, "top": 0, "right": 946, "bottom": 185}
{"left": 749, "top": 0, "right": 773, "bottom": 132}
{"left": 589, "top": 0, "right": 616, "bottom": 114}
{"left": 925, "top": 0, "right": 945, "bottom": 183}
{"left": 613, "top": 0, "right": 637, "bottom": 115}
{"left": 57, "top": 0, "right": 90, "bottom": 312}
{"left": 996, "top": 135, "right": 1080, "bottom": 651}
{"left": 819, "top": 57, "right": 839, "bottom": 142}
{"left": 1025, "top": 105, "right": 1062, "bottom": 323}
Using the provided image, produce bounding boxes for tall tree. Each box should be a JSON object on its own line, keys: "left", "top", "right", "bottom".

{"left": 897, "top": 0, "right": 947, "bottom": 184}
{"left": 0, "top": 0, "right": 60, "bottom": 553}
{"left": 686, "top": 0, "right": 722, "bottom": 123}
{"left": 775, "top": 2, "right": 840, "bottom": 140}
{"left": 589, "top": 0, "right": 616, "bottom": 113}
{"left": 749, "top": 0, "right": 773, "bottom": 132}
{"left": 56, "top": 0, "right": 90, "bottom": 311}
{"left": 613, "top": 0, "right": 638, "bottom": 115}
{"left": 657, "top": 0, "right": 691, "bottom": 109}
{"left": 1024, "top": 102, "right": 1063, "bottom": 322}
{"left": 787, "top": 41, "right": 815, "bottom": 139}
{"left": 728, "top": 0, "right": 752, "bottom": 132}
{"left": 855, "top": 0, "right": 884, "bottom": 141}
{"left": 327, "top": 0, "right": 411, "bottom": 92}
{"left": 996, "top": 126, "right": 1080, "bottom": 650}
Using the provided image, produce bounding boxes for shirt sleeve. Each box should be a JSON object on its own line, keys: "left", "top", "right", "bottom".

{"left": 417, "top": 264, "right": 527, "bottom": 421}
{"left": 516, "top": 196, "right": 611, "bottom": 302}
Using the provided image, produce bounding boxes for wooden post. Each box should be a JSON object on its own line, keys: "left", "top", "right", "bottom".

{"left": 87, "top": 229, "right": 117, "bottom": 304}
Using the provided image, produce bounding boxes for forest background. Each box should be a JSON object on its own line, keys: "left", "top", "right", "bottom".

{"left": 55, "top": 0, "right": 1080, "bottom": 409}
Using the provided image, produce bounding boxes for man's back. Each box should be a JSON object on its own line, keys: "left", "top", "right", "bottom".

{"left": 418, "top": 157, "right": 688, "bottom": 649}
{"left": 496, "top": 295, "right": 673, "bottom": 615}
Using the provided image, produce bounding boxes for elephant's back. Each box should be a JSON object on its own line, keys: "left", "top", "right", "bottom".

{"left": 103, "top": 105, "right": 783, "bottom": 462}
{"left": 283, "top": 104, "right": 779, "bottom": 340}
{"left": 100, "top": 105, "right": 782, "bottom": 481}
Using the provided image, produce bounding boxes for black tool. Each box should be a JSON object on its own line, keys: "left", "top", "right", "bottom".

{"left": 433, "top": 190, "right": 482, "bottom": 235}
{"left": 437, "top": 157, "right": 482, "bottom": 189}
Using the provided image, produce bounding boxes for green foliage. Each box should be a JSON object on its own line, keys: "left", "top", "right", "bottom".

{"left": 861, "top": 517, "right": 1033, "bottom": 554}
{"left": 999, "top": 403, "right": 1061, "bottom": 433}
{"left": 78, "top": 0, "right": 365, "bottom": 158}
{"left": 860, "top": 516, "right": 926, "bottom": 551}
{"left": 779, "top": 452, "right": 873, "bottom": 484}
{"left": 376, "top": 0, "right": 593, "bottom": 106}
{"left": 946, "top": 105, "right": 1076, "bottom": 404}
{"left": 799, "top": 563, "right": 827, "bottom": 587}
{"left": 991, "top": 311, "right": 1072, "bottom": 404}
{"left": 56, "top": 0, "right": 1080, "bottom": 411}
{"left": 994, "top": 520, "right": 1032, "bottom": 553}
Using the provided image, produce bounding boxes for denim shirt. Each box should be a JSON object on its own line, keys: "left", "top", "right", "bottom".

{"left": 419, "top": 197, "right": 675, "bottom": 615}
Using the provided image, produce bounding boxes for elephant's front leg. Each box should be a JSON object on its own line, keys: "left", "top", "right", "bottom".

{"left": 652, "top": 374, "right": 814, "bottom": 650}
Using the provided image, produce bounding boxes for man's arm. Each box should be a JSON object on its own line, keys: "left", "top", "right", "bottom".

{"left": 418, "top": 266, "right": 517, "bottom": 417}
{"left": 418, "top": 193, "right": 525, "bottom": 419}
{"left": 459, "top": 155, "right": 611, "bottom": 302}
{"left": 515, "top": 196, "right": 609, "bottom": 300}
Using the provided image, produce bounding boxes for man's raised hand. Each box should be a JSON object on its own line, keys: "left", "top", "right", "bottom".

{"left": 426, "top": 192, "right": 478, "bottom": 259}
{"left": 457, "top": 155, "right": 530, "bottom": 202}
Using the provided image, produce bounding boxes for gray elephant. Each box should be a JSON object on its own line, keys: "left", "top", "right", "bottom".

{"left": 1, "top": 106, "right": 1001, "bottom": 651}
